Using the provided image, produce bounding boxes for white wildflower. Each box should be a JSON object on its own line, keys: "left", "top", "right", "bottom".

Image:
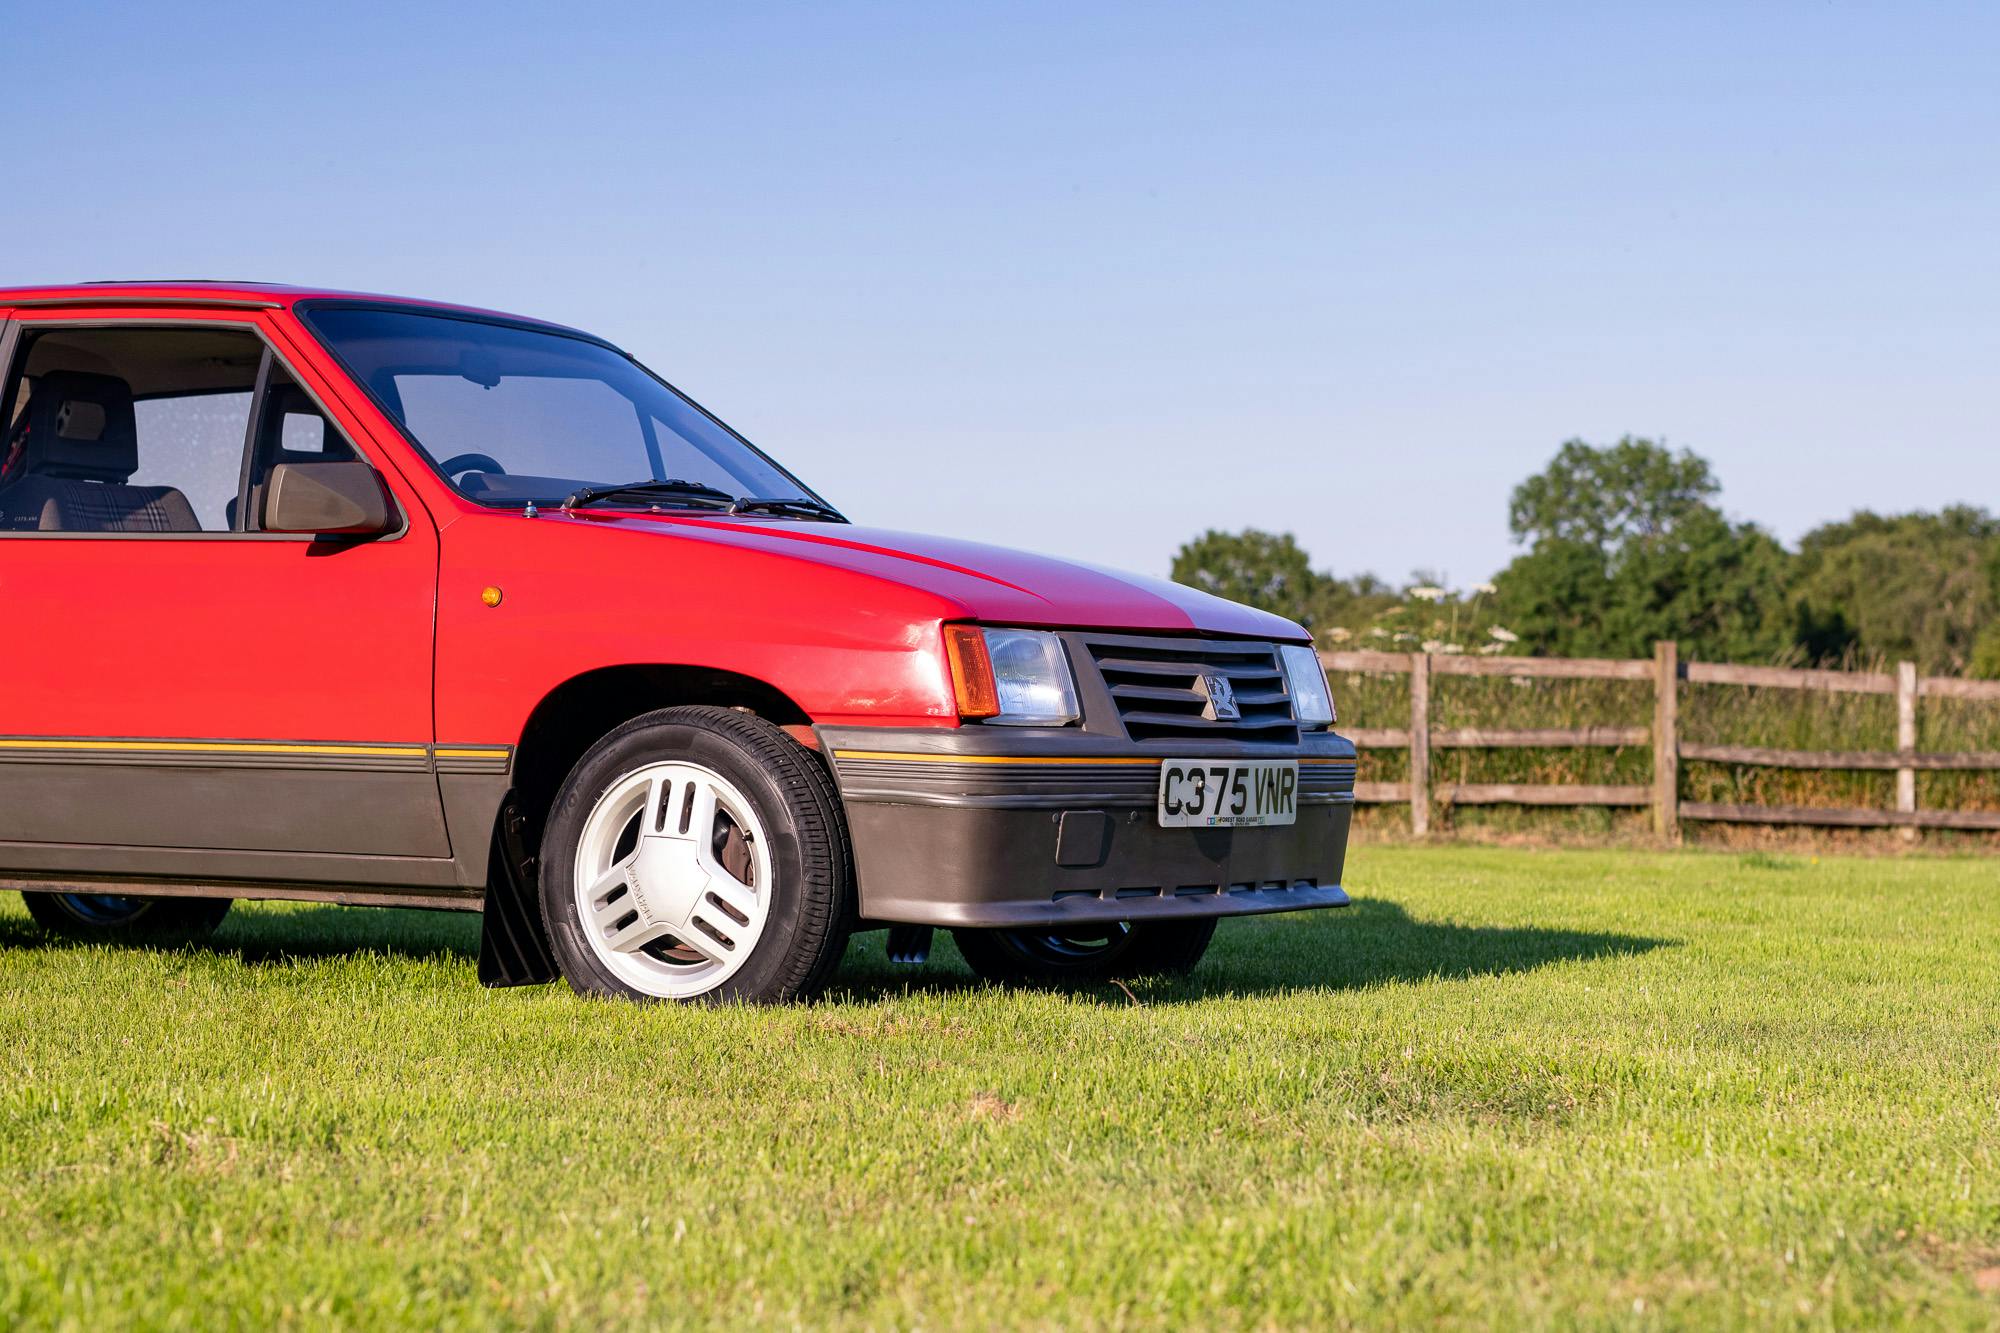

{"left": 1423, "top": 641, "right": 1466, "bottom": 655}
{"left": 1326, "top": 626, "right": 1352, "bottom": 642}
{"left": 1473, "top": 581, "right": 1498, "bottom": 596}
{"left": 1368, "top": 626, "right": 1390, "bottom": 639}
{"left": 1487, "top": 625, "right": 1519, "bottom": 644}
{"left": 1478, "top": 642, "right": 1505, "bottom": 655}
{"left": 1408, "top": 585, "right": 1446, "bottom": 602}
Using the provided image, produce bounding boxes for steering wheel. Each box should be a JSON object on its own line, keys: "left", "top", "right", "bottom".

{"left": 438, "top": 452, "right": 506, "bottom": 480}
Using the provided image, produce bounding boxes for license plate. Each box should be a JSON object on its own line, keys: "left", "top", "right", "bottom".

{"left": 1157, "top": 759, "right": 1298, "bottom": 828}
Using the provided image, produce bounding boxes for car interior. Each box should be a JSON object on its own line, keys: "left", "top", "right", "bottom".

{"left": 0, "top": 327, "right": 355, "bottom": 534}
{"left": 0, "top": 367, "right": 205, "bottom": 532}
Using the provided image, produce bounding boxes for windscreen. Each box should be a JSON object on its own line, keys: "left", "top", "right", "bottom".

{"left": 301, "top": 306, "right": 813, "bottom": 510}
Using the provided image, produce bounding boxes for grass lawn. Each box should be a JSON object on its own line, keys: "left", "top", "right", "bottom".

{"left": 3, "top": 845, "right": 1998, "bottom": 1329}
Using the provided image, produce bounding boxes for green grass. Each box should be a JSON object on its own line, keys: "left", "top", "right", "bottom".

{"left": 4, "top": 846, "right": 1999, "bottom": 1329}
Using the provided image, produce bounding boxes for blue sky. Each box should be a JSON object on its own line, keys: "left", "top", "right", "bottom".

{"left": 9, "top": 2, "right": 1995, "bottom": 586}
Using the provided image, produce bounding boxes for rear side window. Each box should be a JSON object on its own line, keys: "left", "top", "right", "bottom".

{"left": 131, "top": 391, "right": 253, "bottom": 528}
{"left": 0, "top": 326, "right": 263, "bottom": 534}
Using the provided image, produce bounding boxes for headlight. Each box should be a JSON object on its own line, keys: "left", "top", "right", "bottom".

{"left": 942, "top": 626, "right": 1080, "bottom": 726}
{"left": 1279, "top": 643, "right": 1336, "bottom": 728}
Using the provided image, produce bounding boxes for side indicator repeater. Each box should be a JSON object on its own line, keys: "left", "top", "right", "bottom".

{"left": 480, "top": 586, "right": 504, "bottom": 608}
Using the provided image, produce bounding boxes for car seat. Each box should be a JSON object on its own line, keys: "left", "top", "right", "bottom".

{"left": 0, "top": 371, "right": 201, "bottom": 532}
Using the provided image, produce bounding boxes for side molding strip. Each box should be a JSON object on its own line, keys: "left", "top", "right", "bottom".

{"left": 0, "top": 735, "right": 512, "bottom": 774}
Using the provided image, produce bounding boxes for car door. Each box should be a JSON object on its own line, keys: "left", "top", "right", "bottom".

{"left": 0, "top": 311, "right": 448, "bottom": 885}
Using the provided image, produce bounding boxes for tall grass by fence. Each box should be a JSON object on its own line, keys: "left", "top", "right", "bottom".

{"left": 1321, "top": 644, "right": 2000, "bottom": 841}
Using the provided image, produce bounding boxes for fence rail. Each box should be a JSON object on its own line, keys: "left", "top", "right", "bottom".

{"left": 1319, "top": 643, "right": 2000, "bottom": 838}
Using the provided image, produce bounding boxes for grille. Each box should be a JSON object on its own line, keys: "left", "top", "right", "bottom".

{"left": 1085, "top": 637, "right": 1298, "bottom": 744}
{"left": 1051, "top": 878, "right": 1323, "bottom": 904}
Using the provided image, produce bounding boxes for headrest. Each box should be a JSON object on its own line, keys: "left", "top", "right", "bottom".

{"left": 20, "top": 371, "right": 138, "bottom": 481}
{"left": 58, "top": 400, "right": 109, "bottom": 441}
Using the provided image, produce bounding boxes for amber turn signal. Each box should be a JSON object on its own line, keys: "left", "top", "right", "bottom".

{"left": 480, "top": 586, "right": 504, "bottom": 608}
{"left": 942, "top": 624, "right": 1001, "bottom": 718}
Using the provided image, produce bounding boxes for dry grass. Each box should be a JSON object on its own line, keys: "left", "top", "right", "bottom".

{"left": 1330, "top": 663, "right": 2000, "bottom": 848}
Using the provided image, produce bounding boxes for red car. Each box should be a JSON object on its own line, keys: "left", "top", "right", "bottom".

{"left": 0, "top": 282, "right": 1356, "bottom": 1002}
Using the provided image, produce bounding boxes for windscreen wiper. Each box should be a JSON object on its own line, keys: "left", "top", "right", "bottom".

{"left": 728, "top": 496, "right": 848, "bottom": 522}
{"left": 564, "top": 479, "right": 737, "bottom": 510}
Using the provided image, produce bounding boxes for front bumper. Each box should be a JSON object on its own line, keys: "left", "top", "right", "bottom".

{"left": 818, "top": 726, "right": 1357, "bottom": 929}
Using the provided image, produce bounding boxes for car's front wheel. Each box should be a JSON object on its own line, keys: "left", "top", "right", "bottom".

{"left": 21, "top": 891, "right": 232, "bottom": 946}
{"left": 951, "top": 918, "right": 1216, "bottom": 986}
{"left": 538, "top": 706, "right": 853, "bottom": 1004}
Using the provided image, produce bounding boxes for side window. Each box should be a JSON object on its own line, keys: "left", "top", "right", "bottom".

{"left": 282, "top": 412, "right": 326, "bottom": 455}
{"left": 132, "top": 391, "right": 253, "bottom": 529}
{"left": 0, "top": 325, "right": 263, "bottom": 534}
{"left": 241, "top": 362, "right": 365, "bottom": 531}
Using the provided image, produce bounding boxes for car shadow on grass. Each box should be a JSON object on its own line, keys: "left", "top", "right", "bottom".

{"left": 220, "top": 905, "right": 484, "bottom": 967}
{"left": 3, "top": 895, "right": 1671, "bottom": 1003}
{"left": 0, "top": 900, "right": 481, "bottom": 968}
{"left": 831, "top": 897, "right": 1676, "bottom": 1004}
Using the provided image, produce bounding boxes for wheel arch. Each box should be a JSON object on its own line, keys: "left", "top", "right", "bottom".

{"left": 511, "top": 663, "right": 816, "bottom": 844}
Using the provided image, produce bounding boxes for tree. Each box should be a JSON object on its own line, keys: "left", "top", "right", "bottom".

{"left": 1982, "top": 543, "right": 2000, "bottom": 678}
{"left": 1494, "top": 437, "right": 1793, "bottom": 661}
{"left": 1494, "top": 515, "right": 1793, "bottom": 661}
{"left": 1169, "top": 530, "right": 1399, "bottom": 630}
{"left": 1170, "top": 451, "right": 2000, "bottom": 673}
{"left": 1791, "top": 507, "right": 2000, "bottom": 673}
{"left": 1508, "top": 436, "right": 1719, "bottom": 555}
{"left": 1489, "top": 538, "right": 1616, "bottom": 656}
{"left": 1170, "top": 529, "right": 1323, "bottom": 625}
{"left": 1971, "top": 625, "right": 2000, "bottom": 680}
{"left": 1303, "top": 569, "right": 1401, "bottom": 631}
{"left": 1602, "top": 510, "right": 1795, "bottom": 661}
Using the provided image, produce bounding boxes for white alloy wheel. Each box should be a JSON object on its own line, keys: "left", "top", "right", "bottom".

{"left": 571, "top": 761, "right": 773, "bottom": 1000}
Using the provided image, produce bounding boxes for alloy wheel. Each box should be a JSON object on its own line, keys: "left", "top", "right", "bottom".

{"left": 571, "top": 761, "right": 773, "bottom": 1000}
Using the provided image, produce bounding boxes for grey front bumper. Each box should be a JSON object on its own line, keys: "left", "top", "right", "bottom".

{"left": 819, "top": 726, "right": 1357, "bottom": 929}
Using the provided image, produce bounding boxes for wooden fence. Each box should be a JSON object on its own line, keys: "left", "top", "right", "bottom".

{"left": 1319, "top": 642, "right": 2000, "bottom": 838}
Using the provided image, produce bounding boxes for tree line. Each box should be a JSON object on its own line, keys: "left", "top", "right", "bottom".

{"left": 1171, "top": 437, "right": 2000, "bottom": 676}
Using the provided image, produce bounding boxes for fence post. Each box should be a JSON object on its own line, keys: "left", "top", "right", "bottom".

{"left": 1897, "top": 660, "right": 1918, "bottom": 842}
{"left": 1653, "top": 640, "right": 1680, "bottom": 843}
{"left": 1409, "top": 652, "right": 1431, "bottom": 837}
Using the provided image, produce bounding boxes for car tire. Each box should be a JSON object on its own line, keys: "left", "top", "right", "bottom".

{"left": 951, "top": 918, "right": 1217, "bottom": 986}
{"left": 538, "top": 706, "right": 853, "bottom": 1004}
{"left": 20, "top": 892, "right": 232, "bottom": 946}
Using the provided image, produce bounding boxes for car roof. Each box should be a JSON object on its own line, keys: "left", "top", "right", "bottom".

{"left": 0, "top": 281, "right": 602, "bottom": 341}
